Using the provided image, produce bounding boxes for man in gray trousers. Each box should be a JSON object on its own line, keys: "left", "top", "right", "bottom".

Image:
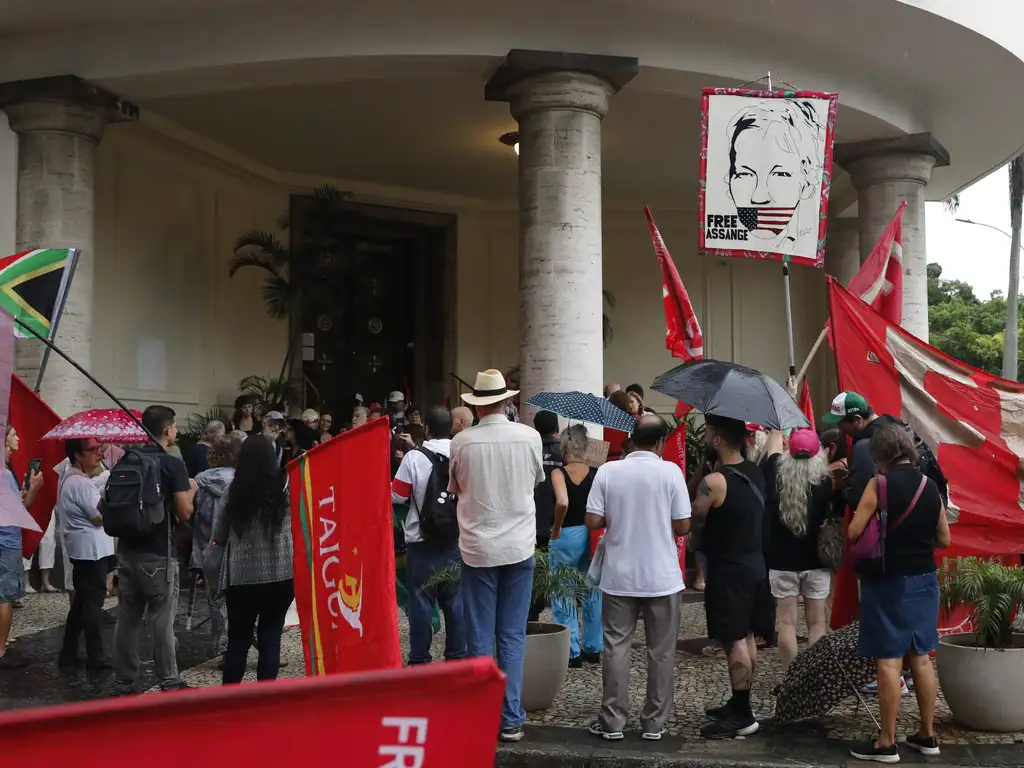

{"left": 584, "top": 415, "right": 692, "bottom": 741}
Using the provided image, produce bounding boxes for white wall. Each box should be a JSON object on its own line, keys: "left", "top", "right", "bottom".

{"left": 93, "top": 123, "right": 288, "bottom": 415}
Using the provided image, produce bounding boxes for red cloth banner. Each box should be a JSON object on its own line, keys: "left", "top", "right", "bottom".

{"left": 9, "top": 376, "right": 63, "bottom": 557}
{"left": 288, "top": 417, "right": 401, "bottom": 675}
{"left": 828, "top": 276, "right": 1024, "bottom": 555}
{"left": 845, "top": 201, "right": 905, "bottom": 325}
{"left": 0, "top": 658, "right": 506, "bottom": 767}
{"left": 646, "top": 206, "right": 704, "bottom": 362}
{"left": 798, "top": 379, "right": 816, "bottom": 433}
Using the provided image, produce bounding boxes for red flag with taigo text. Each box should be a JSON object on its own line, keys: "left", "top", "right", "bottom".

{"left": 289, "top": 417, "right": 401, "bottom": 675}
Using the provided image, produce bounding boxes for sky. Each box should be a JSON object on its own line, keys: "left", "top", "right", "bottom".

{"left": 926, "top": 165, "right": 1015, "bottom": 299}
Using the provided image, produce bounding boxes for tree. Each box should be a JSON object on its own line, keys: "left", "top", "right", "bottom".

{"left": 928, "top": 261, "right": 1023, "bottom": 379}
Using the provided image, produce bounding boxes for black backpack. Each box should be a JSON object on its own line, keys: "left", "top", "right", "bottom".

{"left": 101, "top": 448, "right": 166, "bottom": 537}
{"left": 414, "top": 447, "right": 459, "bottom": 544}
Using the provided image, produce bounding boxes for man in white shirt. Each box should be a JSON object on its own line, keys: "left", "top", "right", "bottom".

{"left": 449, "top": 370, "right": 543, "bottom": 743}
{"left": 391, "top": 406, "right": 466, "bottom": 666}
{"left": 585, "top": 415, "right": 692, "bottom": 742}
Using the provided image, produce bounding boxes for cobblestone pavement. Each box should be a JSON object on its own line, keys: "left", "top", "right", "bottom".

{"left": 6, "top": 589, "right": 1024, "bottom": 750}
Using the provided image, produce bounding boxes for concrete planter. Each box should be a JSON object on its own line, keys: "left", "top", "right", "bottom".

{"left": 936, "top": 633, "right": 1024, "bottom": 732}
{"left": 521, "top": 621, "right": 570, "bottom": 712}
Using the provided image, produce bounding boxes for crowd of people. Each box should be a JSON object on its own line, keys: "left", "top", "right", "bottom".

{"left": 0, "top": 366, "right": 956, "bottom": 763}
{"left": 385, "top": 370, "right": 952, "bottom": 763}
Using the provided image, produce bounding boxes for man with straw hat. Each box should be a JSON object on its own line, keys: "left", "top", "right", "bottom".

{"left": 449, "top": 369, "right": 544, "bottom": 743}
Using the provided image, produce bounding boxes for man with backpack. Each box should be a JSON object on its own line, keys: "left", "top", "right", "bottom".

{"left": 390, "top": 405, "right": 466, "bottom": 667}
{"left": 108, "top": 405, "right": 196, "bottom": 694}
{"left": 823, "top": 391, "right": 949, "bottom": 509}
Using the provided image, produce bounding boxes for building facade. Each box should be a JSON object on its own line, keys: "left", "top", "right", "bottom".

{"left": 0, "top": 0, "right": 1022, "bottom": 421}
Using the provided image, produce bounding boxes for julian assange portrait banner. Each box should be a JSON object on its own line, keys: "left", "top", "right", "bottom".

{"left": 698, "top": 88, "right": 838, "bottom": 268}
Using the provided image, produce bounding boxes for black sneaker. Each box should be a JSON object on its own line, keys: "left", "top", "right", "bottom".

{"left": 569, "top": 655, "right": 584, "bottom": 669}
{"left": 86, "top": 657, "right": 113, "bottom": 670}
{"left": 588, "top": 720, "right": 624, "bottom": 741}
{"left": 849, "top": 740, "right": 900, "bottom": 763}
{"left": 704, "top": 700, "right": 734, "bottom": 721}
{"left": 499, "top": 727, "right": 524, "bottom": 743}
{"left": 700, "top": 715, "right": 759, "bottom": 739}
{"left": 160, "top": 682, "right": 192, "bottom": 692}
{"left": 904, "top": 733, "right": 939, "bottom": 756}
{"left": 581, "top": 651, "right": 602, "bottom": 664}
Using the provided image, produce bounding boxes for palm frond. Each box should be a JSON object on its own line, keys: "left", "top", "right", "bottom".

{"left": 178, "top": 408, "right": 233, "bottom": 445}
{"left": 238, "top": 375, "right": 301, "bottom": 415}
{"left": 261, "top": 274, "right": 292, "bottom": 320}
{"left": 942, "top": 194, "right": 961, "bottom": 216}
{"left": 939, "top": 557, "right": 1024, "bottom": 648}
{"left": 229, "top": 243, "right": 285, "bottom": 280}
{"left": 232, "top": 231, "right": 288, "bottom": 266}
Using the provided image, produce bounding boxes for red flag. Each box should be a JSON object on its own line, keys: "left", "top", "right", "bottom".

{"left": 846, "top": 201, "right": 906, "bottom": 325}
{"left": 10, "top": 376, "right": 63, "bottom": 557}
{"left": 646, "top": 207, "right": 703, "bottom": 362}
{"left": 828, "top": 276, "right": 1024, "bottom": 555}
{"left": 0, "top": 658, "right": 506, "bottom": 767}
{"left": 798, "top": 380, "right": 816, "bottom": 433}
{"left": 288, "top": 418, "right": 400, "bottom": 675}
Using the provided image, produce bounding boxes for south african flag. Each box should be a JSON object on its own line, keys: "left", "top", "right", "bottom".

{"left": 0, "top": 249, "right": 78, "bottom": 340}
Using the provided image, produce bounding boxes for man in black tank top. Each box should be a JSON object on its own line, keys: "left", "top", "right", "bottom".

{"left": 691, "top": 415, "right": 766, "bottom": 739}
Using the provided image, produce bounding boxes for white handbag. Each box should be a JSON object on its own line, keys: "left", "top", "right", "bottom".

{"left": 586, "top": 533, "right": 606, "bottom": 589}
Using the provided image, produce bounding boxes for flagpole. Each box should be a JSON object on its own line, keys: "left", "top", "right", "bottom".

{"left": 33, "top": 249, "right": 79, "bottom": 394}
{"left": 782, "top": 260, "right": 797, "bottom": 378}
{"left": 795, "top": 324, "right": 830, "bottom": 387}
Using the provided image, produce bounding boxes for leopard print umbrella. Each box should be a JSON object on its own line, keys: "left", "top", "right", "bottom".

{"left": 775, "top": 621, "right": 878, "bottom": 722}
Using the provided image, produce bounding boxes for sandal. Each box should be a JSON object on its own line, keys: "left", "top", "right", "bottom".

{"left": 701, "top": 644, "right": 727, "bottom": 660}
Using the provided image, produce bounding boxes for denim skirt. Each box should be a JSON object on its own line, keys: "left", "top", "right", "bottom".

{"left": 858, "top": 571, "right": 939, "bottom": 659}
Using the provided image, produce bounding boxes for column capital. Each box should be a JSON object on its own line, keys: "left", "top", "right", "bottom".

{"left": 0, "top": 75, "right": 137, "bottom": 142}
{"left": 485, "top": 49, "right": 638, "bottom": 120}
{"left": 835, "top": 132, "right": 950, "bottom": 187}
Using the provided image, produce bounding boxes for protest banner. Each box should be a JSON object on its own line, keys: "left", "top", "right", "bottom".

{"left": 289, "top": 417, "right": 401, "bottom": 675}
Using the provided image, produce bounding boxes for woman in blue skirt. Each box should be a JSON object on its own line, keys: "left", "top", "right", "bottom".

{"left": 847, "top": 423, "right": 951, "bottom": 763}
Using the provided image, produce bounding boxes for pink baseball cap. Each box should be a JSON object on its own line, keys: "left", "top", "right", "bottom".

{"left": 745, "top": 422, "right": 765, "bottom": 432}
{"left": 788, "top": 428, "right": 820, "bottom": 458}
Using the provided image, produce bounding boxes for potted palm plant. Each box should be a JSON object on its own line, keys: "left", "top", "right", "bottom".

{"left": 424, "top": 549, "right": 591, "bottom": 711}
{"left": 937, "top": 557, "right": 1024, "bottom": 732}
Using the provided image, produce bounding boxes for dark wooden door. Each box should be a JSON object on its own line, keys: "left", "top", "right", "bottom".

{"left": 302, "top": 232, "right": 417, "bottom": 412}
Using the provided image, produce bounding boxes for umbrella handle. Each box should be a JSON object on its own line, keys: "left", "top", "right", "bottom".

{"left": 11, "top": 314, "right": 164, "bottom": 449}
{"left": 826, "top": 642, "right": 881, "bottom": 731}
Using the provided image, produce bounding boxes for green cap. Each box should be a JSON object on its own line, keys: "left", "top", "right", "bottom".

{"left": 822, "top": 391, "right": 869, "bottom": 425}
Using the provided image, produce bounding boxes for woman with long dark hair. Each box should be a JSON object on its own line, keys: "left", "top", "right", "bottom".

{"left": 214, "top": 435, "right": 293, "bottom": 683}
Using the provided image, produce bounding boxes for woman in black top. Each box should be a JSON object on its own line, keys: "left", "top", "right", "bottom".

{"left": 847, "top": 423, "right": 950, "bottom": 763}
{"left": 549, "top": 424, "right": 601, "bottom": 667}
{"left": 761, "top": 428, "right": 832, "bottom": 671}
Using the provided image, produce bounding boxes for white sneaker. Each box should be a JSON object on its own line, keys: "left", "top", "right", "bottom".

{"left": 588, "top": 720, "right": 624, "bottom": 740}
{"left": 860, "top": 677, "right": 910, "bottom": 696}
{"left": 642, "top": 726, "right": 666, "bottom": 741}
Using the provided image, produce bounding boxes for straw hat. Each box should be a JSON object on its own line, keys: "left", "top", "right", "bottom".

{"left": 460, "top": 369, "right": 519, "bottom": 406}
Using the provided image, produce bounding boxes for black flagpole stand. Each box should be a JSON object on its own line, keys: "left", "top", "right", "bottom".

{"left": 11, "top": 312, "right": 162, "bottom": 447}
{"left": 33, "top": 249, "right": 80, "bottom": 395}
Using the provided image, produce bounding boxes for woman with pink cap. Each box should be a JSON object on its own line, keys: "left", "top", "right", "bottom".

{"left": 761, "top": 428, "right": 836, "bottom": 670}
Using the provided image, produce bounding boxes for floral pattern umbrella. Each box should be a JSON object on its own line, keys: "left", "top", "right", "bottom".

{"left": 42, "top": 408, "right": 149, "bottom": 443}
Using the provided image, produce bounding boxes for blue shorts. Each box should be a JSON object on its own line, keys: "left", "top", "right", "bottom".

{"left": 858, "top": 571, "right": 939, "bottom": 659}
{"left": 0, "top": 548, "right": 25, "bottom": 603}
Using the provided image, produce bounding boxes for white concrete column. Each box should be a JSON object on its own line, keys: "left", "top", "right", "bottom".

{"left": 0, "top": 79, "right": 115, "bottom": 416}
{"left": 824, "top": 216, "right": 860, "bottom": 287}
{"left": 836, "top": 134, "right": 949, "bottom": 340}
{"left": 486, "top": 50, "right": 638, "bottom": 423}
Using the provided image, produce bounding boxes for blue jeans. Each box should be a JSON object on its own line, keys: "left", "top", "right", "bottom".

{"left": 405, "top": 541, "right": 466, "bottom": 665}
{"left": 462, "top": 555, "right": 534, "bottom": 729}
{"left": 549, "top": 526, "right": 602, "bottom": 657}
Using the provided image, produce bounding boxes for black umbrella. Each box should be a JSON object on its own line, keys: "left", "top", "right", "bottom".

{"left": 651, "top": 359, "right": 809, "bottom": 430}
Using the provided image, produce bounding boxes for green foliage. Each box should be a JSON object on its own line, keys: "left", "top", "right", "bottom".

{"left": 683, "top": 411, "right": 706, "bottom": 482}
{"left": 422, "top": 549, "right": 593, "bottom": 608}
{"left": 178, "top": 408, "right": 232, "bottom": 446}
{"left": 939, "top": 557, "right": 1024, "bottom": 648}
{"left": 238, "top": 374, "right": 300, "bottom": 415}
{"left": 928, "top": 262, "right": 1022, "bottom": 379}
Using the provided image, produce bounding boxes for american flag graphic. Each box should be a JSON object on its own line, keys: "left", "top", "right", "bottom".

{"left": 737, "top": 206, "right": 796, "bottom": 234}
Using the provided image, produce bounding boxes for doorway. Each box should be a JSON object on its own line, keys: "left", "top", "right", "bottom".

{"left": 290, "top": 197, "right": 456, "bottom": 421}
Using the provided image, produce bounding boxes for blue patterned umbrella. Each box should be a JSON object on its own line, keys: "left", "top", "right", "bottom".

{"left": 526, "top": 391, "right": 636, "bottom": 432}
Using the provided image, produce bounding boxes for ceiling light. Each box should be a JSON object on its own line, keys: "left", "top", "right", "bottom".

{"left": 499, "top": 131, "right": 520, "bottom": 155}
